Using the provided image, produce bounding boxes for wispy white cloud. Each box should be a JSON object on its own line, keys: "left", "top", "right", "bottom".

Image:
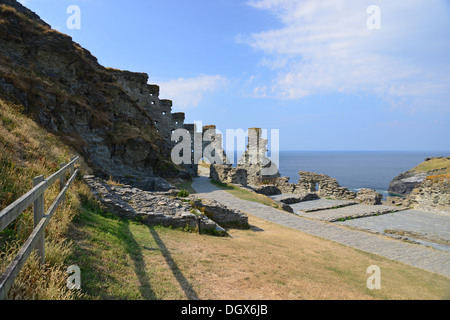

{"left": 158, "top": 74, "right": 227, "bottom": 109}
{"left": 241, "top": 0, "right": 450, "bottom": 112}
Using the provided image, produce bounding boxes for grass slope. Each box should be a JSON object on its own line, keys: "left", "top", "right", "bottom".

{"left": 0, "top": 98, "right": 90, "bottom": 299}
{"left": 414, "top": 157, "right": 450, "bottom": 175}
{"left": 68, "top": 195, "right": 450, "bottom": 300}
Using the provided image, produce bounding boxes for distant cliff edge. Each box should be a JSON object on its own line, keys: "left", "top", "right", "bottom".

{"left": 387, "top": 157, "right": 450, "bottom": 214}
{"left": 388, "top": 157, "right": 450, "bottom": 196}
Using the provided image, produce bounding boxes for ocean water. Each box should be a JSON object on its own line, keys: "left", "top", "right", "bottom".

{"left": 276, "top": 151, "right": 450, "bottom": 198}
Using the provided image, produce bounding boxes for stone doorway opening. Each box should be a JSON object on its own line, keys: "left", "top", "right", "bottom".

{"left": 197, "top": 158, "right": 211, "bottom": 177}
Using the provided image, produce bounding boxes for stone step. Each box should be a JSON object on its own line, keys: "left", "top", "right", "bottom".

{"left": 296, "top": 204, "right": 405, "bottom": 222}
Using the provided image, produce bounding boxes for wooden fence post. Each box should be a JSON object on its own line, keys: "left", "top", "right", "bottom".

{"left": 33, "top": 175, "right": 45, "bottom": 265}
{"left": 60, "top": 163, "right": 66, "bottom": 204}
{"left": 70, "top": 157, "right": 76, "bottom": 175}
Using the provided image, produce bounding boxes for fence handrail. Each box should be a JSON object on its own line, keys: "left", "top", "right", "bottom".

{"left": 0, "top": 156, "right": 79, "bottom": 300}
{"left": 0, "top": 156, "right": 79, "bottom": 233}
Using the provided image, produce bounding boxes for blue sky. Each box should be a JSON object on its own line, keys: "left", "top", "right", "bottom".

{"left": 18, "top": 0, "right": 450, "bottom": 151}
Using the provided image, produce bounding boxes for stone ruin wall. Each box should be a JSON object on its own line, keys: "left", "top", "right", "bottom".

{"left": 108, "top": 69, "right": 201, "bottom": 177}
{"left": 105, "top": 70, "right": 385, "bottom": 206}
{"left": 108, "top": 69, "right": 235, "bottom": 179}
{"left": 210, "top": 130, "right": 383, "bottom": 205}
{"left": 407, "top": 175, "right": 450, "bottom": 214}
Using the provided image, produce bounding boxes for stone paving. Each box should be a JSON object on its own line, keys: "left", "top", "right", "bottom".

{"left": 337, "top": 210, "right": 450, "bottom": 252}
{"left": 192, "top": 175, "right": 450, "bottom": 278}
{"left": 295, "top": 203, "right": 403, "bottom": 222}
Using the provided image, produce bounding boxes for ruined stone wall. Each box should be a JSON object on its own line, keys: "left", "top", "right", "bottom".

{"left": 201, "top": 125, "right": 229, "bottom": 165}
{"left": 108, "top": 69, "right": 200, "bottom": 176}
{"left": 409, "top": 175, "right": 450, "bottom": 214}
{"left": 237, "top": 128, "right": 280, "bottom": 185}
{"left": 210, "top": 164, "right": 248, "bottom": 186}
{"left": 297, "top": 171, "right": 357, "bottom": 200}
{"left": 108, "top": 69, "right": 186, "bottom": 155}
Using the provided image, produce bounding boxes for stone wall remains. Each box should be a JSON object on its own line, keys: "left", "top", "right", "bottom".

{"left": 409, "top": 175, "right": 450, "bottom": 214}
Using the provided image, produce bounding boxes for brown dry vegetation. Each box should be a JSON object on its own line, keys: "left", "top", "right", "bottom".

{"left": 415, "top": 158, "right": 450, "bottom": 176}
{"left": 69, "top": 205, "right": 450, "bottom": 300}
{"left": 158, "top": 215, "right": 450, "bottom": 300}
{"left": 0, "top": 98, "right": 91, "bottom": 299}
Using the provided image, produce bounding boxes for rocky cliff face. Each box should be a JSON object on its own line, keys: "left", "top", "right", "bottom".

{"left": 388, "top": 171, "right": 428, "bottom": 196}
{"left": 388, "top": 157, "right": 450, "bottom": 196}
{"left": 0, "top": 0, "right": 183, "bottom": 189}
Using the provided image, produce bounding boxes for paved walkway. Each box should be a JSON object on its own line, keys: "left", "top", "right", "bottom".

{"left": 338, "top": 210, "right": 450, "bottom": 253}
{"left": 192, "top": 176, "right": 450, "bottom": 278}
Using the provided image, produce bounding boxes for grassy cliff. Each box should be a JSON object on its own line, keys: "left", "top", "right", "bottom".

{"left": 413, "top": 157, "right": 450, "bottom": 175}
{"left": 0, "top": 98, "right": 93, "bottom": 299}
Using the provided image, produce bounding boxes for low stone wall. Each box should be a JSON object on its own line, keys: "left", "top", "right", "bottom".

{"left": 83, "top": 175, "right": 249, "bottom": 232}
{"left": 190, "top": 197, "right": 250, "bottom": 229}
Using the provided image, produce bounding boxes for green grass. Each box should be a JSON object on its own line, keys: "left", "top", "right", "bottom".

{"left": 413, "top": 157, "right": 450, "bottom": 175}
{"left": 174, "top": 181, "right": 197, "bottom": 195}
{"left": 210, "top": 179, "right": 284, "bottom": 210}
{"left": 68, "top": 195, "right": 187, "bottom": 300}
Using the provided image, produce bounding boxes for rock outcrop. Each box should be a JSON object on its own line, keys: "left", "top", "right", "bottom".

{"left": 189, "top": 198, "right": 249, "bottom": 229}
{"left": 388, "top": 171, "right": 429, "bottom": 196}
{"left": 388, "top": 157, "right": 450, "bottom": 196}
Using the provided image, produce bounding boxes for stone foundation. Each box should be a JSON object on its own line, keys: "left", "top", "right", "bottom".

{"left": 84, "top": 175, "right": 249, "bottom": 232}
{"left": 190, "top": 197, "right": 249, "bottom": 229}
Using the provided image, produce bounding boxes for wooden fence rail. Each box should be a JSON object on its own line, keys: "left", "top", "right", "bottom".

{"left": 0, "top": 156, "right": 79, "bottom": 300}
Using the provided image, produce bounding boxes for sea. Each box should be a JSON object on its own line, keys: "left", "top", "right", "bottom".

{"left": 276, "top": 151, "right": 450, "bottom": 199}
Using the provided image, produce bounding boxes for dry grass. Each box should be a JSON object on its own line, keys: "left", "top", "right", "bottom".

{"left": 426, "top": 175, "right": 450, "bottom": 183}
{"left": 198, "top": 159, "right": 211, "bottom": 169}
{"left": 105, "top": 175, "right": 125, "bottom": 187}
{"left": 0, "top": 99, "right": 91, "bottom": 299}
{"left": 153, "top": 215, "right": 450, "bottom": 300}
{"left": 211, "top": 180, "right": 285, "bottom": 210}
{"left": 414, "top": 158, "right": 450, "bottom": 175}
{"left": 68, "top": 197, "right": 450, "bottom": 300}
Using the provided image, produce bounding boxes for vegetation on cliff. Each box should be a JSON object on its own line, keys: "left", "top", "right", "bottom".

{"left": 414, "top": 158, "right": 450, "bottom": 175}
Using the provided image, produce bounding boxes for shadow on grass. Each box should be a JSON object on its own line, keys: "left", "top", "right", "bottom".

{"left": 71, "top": 195, "right": 158, "bottom": 300}
{"left": 120, "top": 220, "right": 158, "bottom": 300}
{"left": 148, "top": 226, "right": 200, "bottom": 300}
